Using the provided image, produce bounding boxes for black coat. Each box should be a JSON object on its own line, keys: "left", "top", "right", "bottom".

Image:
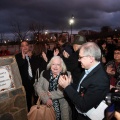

{"left": 63, "top": 50, "right": 84, "bottom": 84}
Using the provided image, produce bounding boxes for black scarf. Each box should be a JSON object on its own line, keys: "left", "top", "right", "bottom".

{"left": 49, "top": 71, "right": 61, "bottom": 120}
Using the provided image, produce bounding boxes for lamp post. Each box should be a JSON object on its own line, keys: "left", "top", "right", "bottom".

{"left": 69, "top": 15, "right": 74, "bottom": 35}
{"left": 45, "top": 30, "right": 48, "bottom": 35}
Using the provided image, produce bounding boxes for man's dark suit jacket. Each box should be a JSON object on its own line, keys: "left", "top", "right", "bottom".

{"left": 64, "top": 63, "right": 110, "bottom": 113}
{"left": 15, "top": 53, "right": 35, "bottom": 92}
{"left": 15, "top": 53, "right": 47, "bottom": 91}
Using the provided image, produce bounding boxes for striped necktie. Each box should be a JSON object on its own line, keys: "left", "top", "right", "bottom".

{"left": 26, "top": 55, "right": 33, "bottom": 78}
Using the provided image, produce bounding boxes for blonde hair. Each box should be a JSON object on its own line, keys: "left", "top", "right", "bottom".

{"left": 47, "top": 56, "right": 67, "bottom": 73}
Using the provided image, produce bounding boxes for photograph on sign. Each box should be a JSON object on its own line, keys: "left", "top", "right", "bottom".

{"left": 0, "top": 65, "right": 15, "bottom": 92}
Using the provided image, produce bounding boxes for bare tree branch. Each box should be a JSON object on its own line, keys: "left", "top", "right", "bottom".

{"left": 10, "top": 20, "right": 30, "bottom": 42}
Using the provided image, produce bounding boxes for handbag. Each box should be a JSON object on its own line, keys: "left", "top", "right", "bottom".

{"left": 33, "top": 68, "right": 41, "bottom": 96}
{"left": 27, "top": 97, "right": 56, "bottom": 120}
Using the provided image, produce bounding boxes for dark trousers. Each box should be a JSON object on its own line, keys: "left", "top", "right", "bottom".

{"left": 71, "top": 107, "right": 90, "bottom": 120}
{"left": 72, "top": 105, "right": 78, "bottom": 120}
{"left": 26, "top": 91, "right": 32, "bottom": 112}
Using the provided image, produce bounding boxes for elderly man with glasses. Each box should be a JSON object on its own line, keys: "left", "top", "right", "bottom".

{"left": 59, "top": 42, "right": 110, "bottom": 120}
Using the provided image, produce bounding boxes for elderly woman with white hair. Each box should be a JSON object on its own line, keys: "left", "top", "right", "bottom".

{"left": 35, "top": 56, "right": 71, "bottom": 120}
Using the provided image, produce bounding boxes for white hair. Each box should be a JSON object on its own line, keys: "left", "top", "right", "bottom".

{"left": 47, "top": 56, "right": 67, "bottom": 73}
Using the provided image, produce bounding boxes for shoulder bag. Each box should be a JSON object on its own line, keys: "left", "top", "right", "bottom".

{"left": 27, "top": 97, "right": 56, "bottom": 120}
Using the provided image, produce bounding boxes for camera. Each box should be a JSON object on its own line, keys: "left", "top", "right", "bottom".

{"left": 116, "top": 80, "right": 120, "bottom": 91}
{"left": 105, "top": 92, "right": 120, "bottom": 105}
{"left": 105, "top": 81, "right": 120, "bottom": 105}
{"left": 105, "top": 82, "right": 120, "bottom": 120}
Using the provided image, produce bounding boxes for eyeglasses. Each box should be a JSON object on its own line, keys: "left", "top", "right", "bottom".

{"left": 78, "top": 56, "right": 88, "bottom": 60}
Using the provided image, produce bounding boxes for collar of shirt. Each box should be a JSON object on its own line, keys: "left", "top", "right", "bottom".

{"left": 85, "top": 62, "right": 100, "bottom": 75}
{"left": 25, "top": 54, "right": 28, "bottom": 57}
{"left": 85, "top": 69, "right": 89, "bottom": 75}
{"left": 77, "top": 61, "right": 100, "bottom": 92}
{"left": 26, "top": 54, "right": 30, "bottom": 60}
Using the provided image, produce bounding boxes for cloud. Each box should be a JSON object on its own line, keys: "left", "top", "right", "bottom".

{"left": 0, "top": 0, "right": 120, "bottom": 35}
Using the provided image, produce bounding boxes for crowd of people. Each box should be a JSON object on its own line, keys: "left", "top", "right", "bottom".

{"left": 1, "top": 34, "right": 120, "bottom": 120}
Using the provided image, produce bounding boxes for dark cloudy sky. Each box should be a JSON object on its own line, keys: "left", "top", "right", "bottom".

{"left": 0, "top": 0, "right": 120, "bottom": 35}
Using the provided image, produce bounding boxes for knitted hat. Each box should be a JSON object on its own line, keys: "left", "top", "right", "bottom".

{"left": 72, "top": 35, "right": 86, "bottom": 45}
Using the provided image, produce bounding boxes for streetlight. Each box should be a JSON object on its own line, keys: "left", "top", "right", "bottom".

{"left": 69, "top": 15, "right": 74, "bottom": 35}
{"left": 45, "top": 30, "right": 48, "bottom": 35}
